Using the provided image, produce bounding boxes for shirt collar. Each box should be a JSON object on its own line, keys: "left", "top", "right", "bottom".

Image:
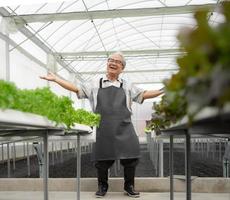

{"left": 102, "top": 75, "right": 122, "bottom": 83}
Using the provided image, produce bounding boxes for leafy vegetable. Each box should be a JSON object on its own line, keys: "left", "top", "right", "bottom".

{"left": 0, "top": 79, "right": 18, "bottom": 109}
{"left": 0, "top": 80, "right": 100, "bottom": 128}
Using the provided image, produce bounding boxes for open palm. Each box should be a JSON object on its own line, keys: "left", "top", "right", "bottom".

{"left": 40, "top": 72, "right": 56, "bottom": 81}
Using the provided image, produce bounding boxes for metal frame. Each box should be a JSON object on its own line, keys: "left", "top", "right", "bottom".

{"left": 161, "top": 109, "right": 230, "bottom": 200}
{"left": 8, "top": 4, "right": 216, "bottom": 24}
{"left": 0, "top": 109, "right": 92, "bottom": 200}
{"left": 55, "top": 48, "right": 183, "bottom": 57}
{"left": 0, "top": 2, "right": 221, "bottom": 86}
{"left": 75, "top": 68, "right": 178, "bottom": 75}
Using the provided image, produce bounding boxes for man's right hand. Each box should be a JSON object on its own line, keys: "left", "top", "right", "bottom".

{"left": 40, "top": 72, "right": 79, "bottom": 93}
{"left": 40, "top": 72, "right": 56, "bottom": 82}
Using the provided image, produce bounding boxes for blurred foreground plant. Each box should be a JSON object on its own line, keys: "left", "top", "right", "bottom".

{"left": 148, "top": 2, "right": 230, "bottom": 132}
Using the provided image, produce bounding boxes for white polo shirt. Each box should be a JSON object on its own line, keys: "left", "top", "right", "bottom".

{"left": 77, "top": 75, "right": 145, "bottom": 112}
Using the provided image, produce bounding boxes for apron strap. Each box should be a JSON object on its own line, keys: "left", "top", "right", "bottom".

{"left": 99, "top": 78, "right": 103, "bottom": 88}
{"left": 100, "top": 77, "right": 123, "bottom": 88}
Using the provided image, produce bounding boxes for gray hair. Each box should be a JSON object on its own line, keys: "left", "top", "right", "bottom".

{"left": 109, "top": 51, "right": 126, "bottom": 68}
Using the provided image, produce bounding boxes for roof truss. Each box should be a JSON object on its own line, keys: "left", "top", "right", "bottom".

{"left": 6, "top": 4, "right": 216, "bottom": 24}
{"left": 55, "top": 48, "right": 183, "bottom": 58}
{"left": 77, "top": 68, "right": 178, "bottom": 75}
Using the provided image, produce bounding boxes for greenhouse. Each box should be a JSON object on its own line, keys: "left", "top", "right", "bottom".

{"left": 0, "top": 0, "right": 230, "bottom": 200}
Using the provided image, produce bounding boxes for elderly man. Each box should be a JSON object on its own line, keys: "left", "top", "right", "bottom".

{"left": 40, "top": 52, "right": 163, "bottom": 198}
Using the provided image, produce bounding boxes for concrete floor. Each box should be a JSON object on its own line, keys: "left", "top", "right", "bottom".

{"left": 0, "top": 192, "right": 229, "bottom": 200}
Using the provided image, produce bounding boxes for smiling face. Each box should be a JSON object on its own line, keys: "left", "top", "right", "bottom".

{"left": 106, "top": 53, "right": 124, "bottom": 77}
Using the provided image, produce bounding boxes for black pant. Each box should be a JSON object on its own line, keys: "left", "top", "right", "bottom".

{"left": 95, "top": 158, "right": 139, "bottom": 188}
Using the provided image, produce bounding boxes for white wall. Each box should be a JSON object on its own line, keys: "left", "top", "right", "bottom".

{"left": 132, "top": 101, "right": 154, "bottom": 137}
{"left": 10, "top": 47, "right": 47, "bottom": 89}
{"left": 9, "top": 45, "right": 81, "bottom": 107}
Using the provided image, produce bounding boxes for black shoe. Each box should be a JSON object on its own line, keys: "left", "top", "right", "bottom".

{"left": 95, "top": 185, "right": 108, "bottom": 198}
{"left": 124, "top": 185, "right": 140, "bottom": 198}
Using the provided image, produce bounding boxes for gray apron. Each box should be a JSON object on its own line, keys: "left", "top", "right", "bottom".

{"left": 92, "top": 78, "right": 140, "bottom": 161}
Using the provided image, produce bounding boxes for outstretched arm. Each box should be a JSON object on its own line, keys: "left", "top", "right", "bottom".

{"left": 142, "top": 88, "right": 164, "bottom": 100}
{"left": 40, "top": 72, "right": 79, "bottom": 93}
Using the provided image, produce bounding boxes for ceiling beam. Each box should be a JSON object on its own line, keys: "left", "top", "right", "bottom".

{"left": 79, "top": 68, "right": 177, "bottom": 75}
{"left": 55, "top": 49, "right": 183, "bottom": 58}
{"left": 7, "top": 4, "right": 216, "bottom": 24}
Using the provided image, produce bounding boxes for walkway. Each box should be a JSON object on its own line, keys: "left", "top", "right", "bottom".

{"left": 0, "top": 191, "right": 229, "bottom": 200}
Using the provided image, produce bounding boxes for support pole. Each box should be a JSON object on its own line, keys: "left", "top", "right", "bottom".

{"left": 7, "top": 143, "right": 10, "bottom": 178}
{"left": 169, "top": 135, "right": 174, "bottom": 200}
{"left": 76, "top": 134, "right": 81, "bottom": 200}
{"left": 43, "top": 133, "right": 49, "bottom": 200}
{"left": 26, "top": 142, "right": 30, "bottom": 176}
{"left": 1, "top": 144, "right": 4, "bottom": 162}
{"left": 185, "top": 132, "right": 191, "bottom": 200}
{"left": 159, "top": 139, "right": 164, "bottom": 177}
{"left": 60, "top": 142, "right": 63, "bottom": 163}
{"left": 0, "top": 32, "right": 10, "bottom": 81}
{"left": 12, "top": 143, "right": 16, "bottom": 170}
{"left": 51, "top": 142, "right": 54, "bottom": 166}
{"left": 23, "top": 142, "right": 26, "bottom": 157}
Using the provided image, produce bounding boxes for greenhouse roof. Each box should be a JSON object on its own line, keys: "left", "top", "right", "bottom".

{"left": 0, "top": 0, "right": 223, "bottom": 89}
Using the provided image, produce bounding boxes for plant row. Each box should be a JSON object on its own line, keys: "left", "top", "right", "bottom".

{"left": 0, "top": 80, "right": 100, "bottom": 128}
